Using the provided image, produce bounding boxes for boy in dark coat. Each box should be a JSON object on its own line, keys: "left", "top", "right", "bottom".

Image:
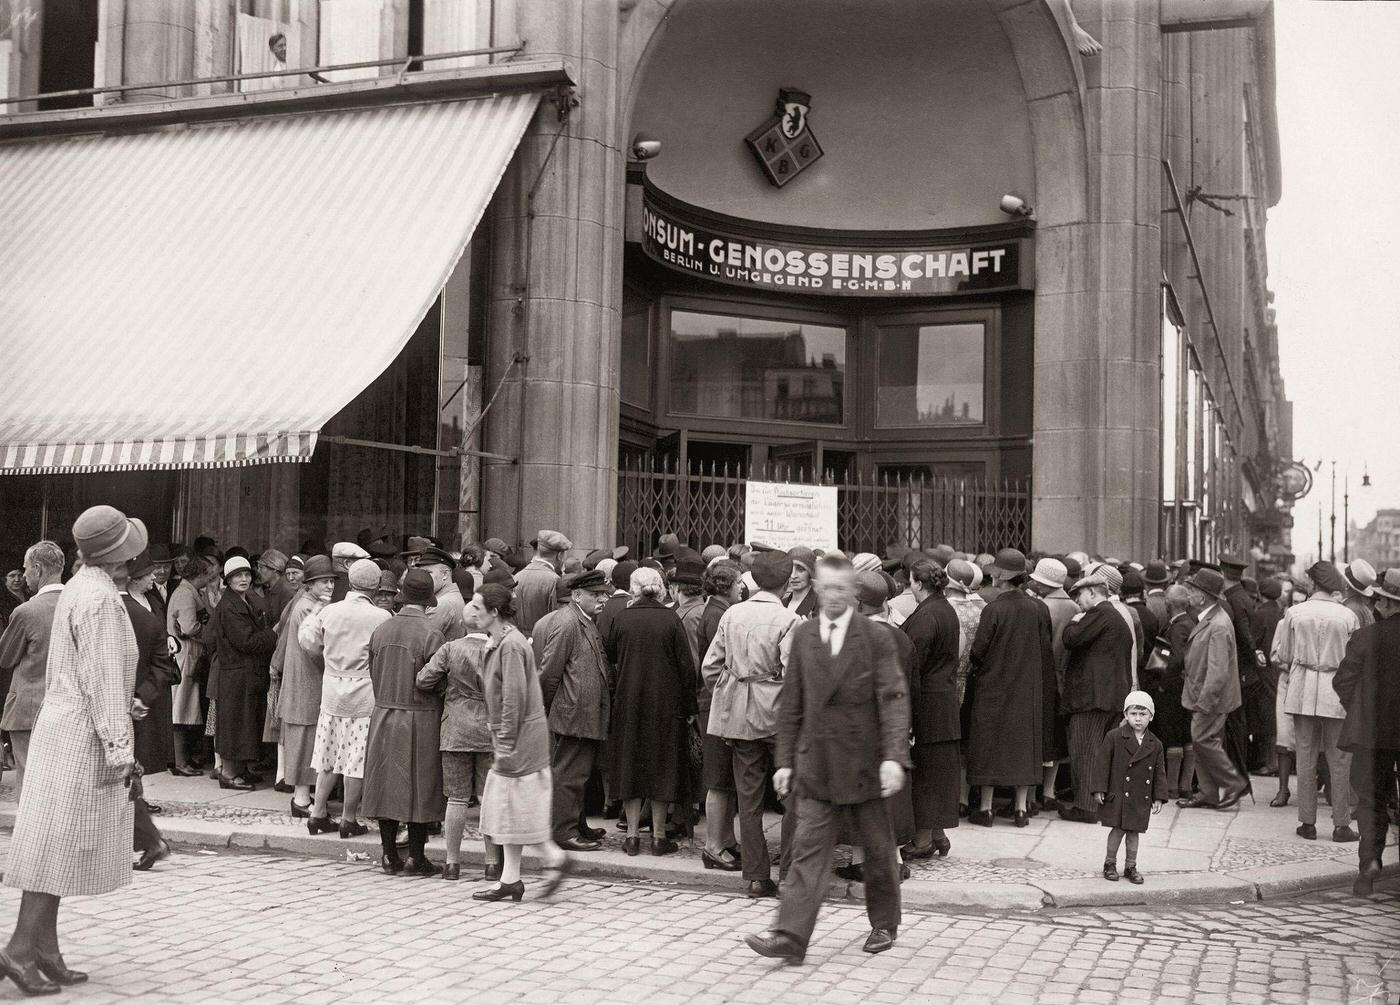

{"left": 1091, "top": 690, "right": 1168, "bottom": 884}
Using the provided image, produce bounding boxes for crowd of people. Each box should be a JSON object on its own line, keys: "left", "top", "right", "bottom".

{"left": 0, "top": 506, "right": 1396, "bottom": 983}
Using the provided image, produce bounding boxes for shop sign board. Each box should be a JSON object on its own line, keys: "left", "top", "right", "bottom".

{"left": 745, "top": 481, "right": 838, "bottom": 552}
{"left": 641, "top": 190, "right": 1033, "bottom": 297}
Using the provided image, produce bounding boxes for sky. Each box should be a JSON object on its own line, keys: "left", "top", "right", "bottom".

{"left": 1269, "top": 1, "right": 1400, "bottom": 566}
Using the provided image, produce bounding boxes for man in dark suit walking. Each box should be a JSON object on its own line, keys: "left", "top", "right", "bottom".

{"left": 745, "top": 559, "right": 911, "bottom": 963}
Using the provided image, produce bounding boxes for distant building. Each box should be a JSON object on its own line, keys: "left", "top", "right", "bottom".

{"left": 1353, "top": 509, "right": 1400, "bottom": 568}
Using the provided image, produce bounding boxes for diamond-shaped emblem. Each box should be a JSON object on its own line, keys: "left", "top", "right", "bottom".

{"left": 745, "top": 88, "right": 823, "bottom": 188}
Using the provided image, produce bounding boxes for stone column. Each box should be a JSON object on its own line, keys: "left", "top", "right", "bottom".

{"left": 100, "top": 0, "right": 195, "bottom": 103}
{"left": 192, "top": 0, "right": 234, "bottom": 97}
{"left": 1028, "top": 0, "right": 1162, "bottom": 558}
{"left": 481, "top": 0, "right": 622, "bottom": 549}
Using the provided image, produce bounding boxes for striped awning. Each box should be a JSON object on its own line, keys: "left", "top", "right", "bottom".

{"left": 0, "top": 91, "right": 539, "bottom": 474}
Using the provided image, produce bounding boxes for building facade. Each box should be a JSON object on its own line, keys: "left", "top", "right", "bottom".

{"left": 0, "top": 0, "right": 1293, "bottom": 564}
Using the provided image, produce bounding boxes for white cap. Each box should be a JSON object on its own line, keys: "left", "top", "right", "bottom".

{"left": 1123, "top": 690, "right": 1155, "bottom": 717}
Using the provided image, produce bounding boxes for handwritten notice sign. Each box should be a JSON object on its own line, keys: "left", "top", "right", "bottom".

{"left": 745, "top": 481, "right": 838, "bottom": 552}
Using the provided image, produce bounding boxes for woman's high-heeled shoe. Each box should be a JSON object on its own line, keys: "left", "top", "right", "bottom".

{"left": 0, "top": 949, "right": 61, "bottom": 996}
{"left": 472, "top": 880, "right": 525, "bottom": 902}
{"left": 622, "top": 836, "right": 641, "bottom": 857}
{"left": 701, "top": 849, "right": 741, "bottom": 871}
{"left": 931, "top": 835, "right": 952, "bottom": 858}
{"left": 538, "top": 854, "right": 574, "bottom": 899}
{"left": 36, "top": 953, "right": 88, "bottom": 986}
{"left": 306, "top": 816, "right": 337, "bottom": 836}
{"left": 1270, "top": 789, "right": 1291, "bottom": 808}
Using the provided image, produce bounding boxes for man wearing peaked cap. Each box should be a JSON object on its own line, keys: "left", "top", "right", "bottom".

{"left": 329, "top": 542, "right": 369, "bottom": 602}
{"left": 515, "top": 532, "right": 570, "bottom": 637}
{"left": 1218, "top": 554, "right": 1265, "bottom": 777}
{"left": 1335, "top": 567, "right": 1400, "bottom": 895}
{"left": 532, "top": 565, "right": 614, "bottom": 851}
{"left": 414, "top": 547, "right": 467, "bottom": 642}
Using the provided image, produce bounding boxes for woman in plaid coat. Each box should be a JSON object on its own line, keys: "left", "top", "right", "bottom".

{"left": 2, "top": 506, "right": 147, "bottom": 994}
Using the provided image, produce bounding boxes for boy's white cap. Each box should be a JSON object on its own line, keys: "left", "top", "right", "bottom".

{"left": 1123, "top": 690, "right": 1155, "bottom": 716}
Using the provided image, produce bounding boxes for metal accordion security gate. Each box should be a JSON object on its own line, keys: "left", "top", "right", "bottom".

{"left": 617, "top": 456, "right": 1030, "bottom": 557}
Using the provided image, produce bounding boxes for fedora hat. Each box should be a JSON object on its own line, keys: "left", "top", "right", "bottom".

{"left": 1345, "top": 559, "right": 1376, "bottom": 597}
{"left": 1373, "top": 568, "right": 1400, "bottom": 602}
{"left": 654, "top": 533, "right": 680, "bottom": 560}
{"left": 671, "top": 556, "right": 705, "bottom": 586}
{"left": 73, "top": 505, "right": 148, "bottom": 565}
{"left": 1143, "top": 561, "right": 1171, "bottom": 586}
{"left": 1185, "top": 567, "right": 1227, "bottom": 600}
{"left": 991, "top": 547, "right": 1026, "bottom": 581}
{"left": 376, "top": 570, "right": 400, "bottom": 594}
{"left": 302, "top": 555, "right": 336, "bottom": 582}
{"left": 395, "top": 567, "right": 437, "bottom": 607}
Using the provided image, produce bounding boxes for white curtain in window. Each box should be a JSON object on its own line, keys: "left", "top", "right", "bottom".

{"left": 237, "top": 12, "right": 300, "bottom": 92}
{"left": 319, "top": 0, "right": 382, "bottom": 82}
{"left": 423, "top": 0, "right": 483, "bottom": 69}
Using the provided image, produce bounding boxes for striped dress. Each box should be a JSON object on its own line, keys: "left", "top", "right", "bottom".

{"left": 5, "top": 566, "right": 137, "bottom": 897}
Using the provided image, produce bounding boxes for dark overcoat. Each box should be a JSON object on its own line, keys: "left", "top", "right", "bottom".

{"left": 361, "top": 608, "right": 447, "bottom": 823}
{"left": 604, "top": 597, "right": 698, "bottom": 803}
{"left": 1090, "top": 723, "right": 1168, "bottom": 832}
{"left": 1062, "top": 602, "right": 1135, "bottom": 714}
{"left": 210, "top": 589, "right": 278, "bottom": 761}
{"left": 1336, "top": 612, "right": 1400, "bottom": 752}
{"left": 534, "top": 602, "right": 610, "bottom": 741}
{"left": 965, "top": 588, "right": 1050, "bottom": 785}
{"left": 900, "top": 592, "right": 961, "bottom": 745}
{"left": 1142, "top": 613, "right": 1192, "bottom": 749}
{"left": 777, "top": 612, "right": 912, "bottom": 805}
{"left": 123, "top": 594, "right": 177, "bottom": 774}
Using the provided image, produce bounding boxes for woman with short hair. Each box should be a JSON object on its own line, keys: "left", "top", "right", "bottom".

{"left": 211, "top": 557, "right": 278, "bottom": 790}
{"left": 167, "top": 554, "right": 217, "bottom": 775}
{"left": 468, "top": 584, "right": 571, "bottom": 901}
{"left": 604, "top": 567, "right": 698, "bottom": 856}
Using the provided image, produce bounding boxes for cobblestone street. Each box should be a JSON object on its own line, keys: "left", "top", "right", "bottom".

{"left": 1, "top": 834, "right": 1395, "bottom": 1004}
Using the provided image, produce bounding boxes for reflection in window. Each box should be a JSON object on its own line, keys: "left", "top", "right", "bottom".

{"left": 621, "top": 290, "right": 651, "bottom": 407}
{"left": 1162, "top": 315, "right": 1180, "bottom": 503}
{"left": 876, "top": 323, "right": 984, "bottom": 426}
{"left": 669, "top": 311, "right": 845, "bottom": 424}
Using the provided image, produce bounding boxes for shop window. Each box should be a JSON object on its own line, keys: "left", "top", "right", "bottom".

{"left": 621, "top": 288, "right": 652, "bottom": 408}
{"left": 875, "top": 323, "right": 984, "bottom": 427}
{"left": 668, "top": 310, "right": 845, "bottom": 425}
{"left": 1161, "top": 314, "right": 1181, "bottom": 504}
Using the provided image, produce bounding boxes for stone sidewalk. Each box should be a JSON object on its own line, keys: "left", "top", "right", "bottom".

{"left": 3, "top": 772, "right": 1393, "bottom": 911}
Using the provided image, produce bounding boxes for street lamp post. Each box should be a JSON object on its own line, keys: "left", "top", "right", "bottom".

{"left": 1329, "top": 461, "right": 1336, "bottom": 563}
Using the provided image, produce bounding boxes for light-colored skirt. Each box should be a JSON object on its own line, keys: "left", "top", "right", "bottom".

{"left": 312, "top": 712, "right": 370, "bottom": 778}
{"left": 172, "top": 676, "right": 202, "bottom": 726}
{"left": 1275, "top": 682, "right": 1295, "bottom": 751}
{"left": 479, "top": 766, "right": 552, "bottom": 845}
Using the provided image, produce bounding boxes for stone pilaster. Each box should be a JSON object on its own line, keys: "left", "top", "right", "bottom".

{"left": 481, "top": 0, "right": 622, "bottom": 550}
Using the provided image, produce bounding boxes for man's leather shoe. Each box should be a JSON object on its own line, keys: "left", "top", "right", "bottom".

{"left": 622, "top": 836, "right": 641, "bottom": 857}
{"left": 1215, "top": 786, "right": 1247, "bottom": 810}
{"left": 1177, "top": 794, "right": 1218, "bottom": 809}
{"left": 1333, "top": 826, "right": 1359, "bottom": 843}
{"left": 1296, "top": 823, "right": 1317, "bottom": 840}
{"left": 579, "top": 825, "right": 606, "bottom": 842}
{"left": 862, "top": 928, "right": 896, "bottom": 954}
{"left": 1103, "top": 862, "right": 1119, "bottom": 882}
{"left": 35, "top": 953, "right": 87, "bottom": 986}
{"left": 746, "top": 879, "right": 779, "bottom": 898}
{"left": 701, "top": 848, "right": 741, "bottom": 871}
{"left": 1058, "top": 806, "right": 1097, "bottom": 823}
{"left": 1122, "top": 866, "right": 1144, "bottom": 885}
{"left": 557, "top": 837, "right": 602, "bottom": 852}
{"left": 133, "top": 840, "right": 171, "bottom": 872}
{"left": 744, "top": 931, "right": 803, "bottom": 963}
{"left": 1353, "top": 859, "right": 1382, "bottom": 897}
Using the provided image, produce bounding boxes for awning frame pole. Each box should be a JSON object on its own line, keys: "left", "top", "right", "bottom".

{"left": 317, "top": 434, "right": 515, "bottom": 464}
